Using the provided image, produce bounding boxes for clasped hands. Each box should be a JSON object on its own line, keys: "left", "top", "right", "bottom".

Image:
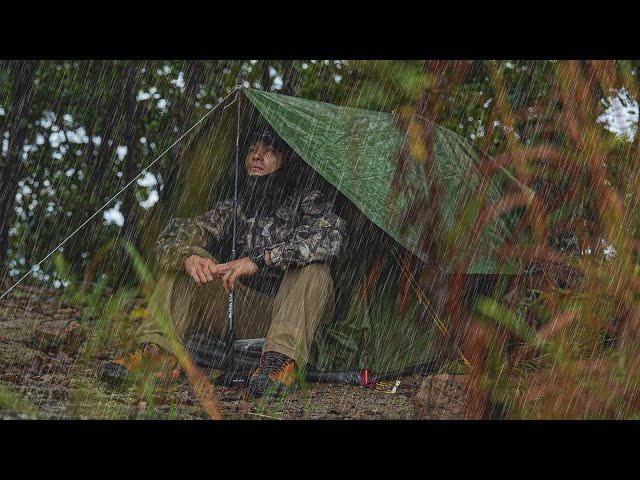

{"left": 184, "top": 254, "right": 260, "bottom": 294}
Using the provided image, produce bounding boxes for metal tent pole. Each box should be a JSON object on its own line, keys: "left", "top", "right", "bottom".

{"left": 224, "top": 86, "right": 242, "bottom": 371}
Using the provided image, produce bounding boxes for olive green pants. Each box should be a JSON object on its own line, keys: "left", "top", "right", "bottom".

{"left": 136, "top": 249, "right": 335, "bottom": 365}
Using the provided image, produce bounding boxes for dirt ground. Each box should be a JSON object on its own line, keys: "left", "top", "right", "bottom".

{"left": 0, "top": 285, "right": 469, "bottom": 420}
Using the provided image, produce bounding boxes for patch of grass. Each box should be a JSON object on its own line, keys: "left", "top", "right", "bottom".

{"left": 0, "top": 383, "right": 41, "bottom": 419}
{"left": 437, "top": 359, "right": 470, "bottom": 375}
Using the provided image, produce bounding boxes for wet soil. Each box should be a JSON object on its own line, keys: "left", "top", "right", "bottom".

{"left": 0, "top": 285, "right": 468, "bottom": 420}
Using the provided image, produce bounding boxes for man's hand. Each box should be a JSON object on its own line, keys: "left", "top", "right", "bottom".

{"left": 184, "top": 255, "right": 218, "bottom": 286}
{"left": 210, "top": 257, "right": 258, "bottom": 294}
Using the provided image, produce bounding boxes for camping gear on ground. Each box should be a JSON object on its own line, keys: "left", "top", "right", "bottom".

{"left": 184, "top": 333, "right": 438, "bottom": 387}
{"left": 173, "top": 87, "right": 521, "bottom": 385}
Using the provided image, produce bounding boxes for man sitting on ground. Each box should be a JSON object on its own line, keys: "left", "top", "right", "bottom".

{"left": 102, "top": 125, "right": 346, "bottom": 398}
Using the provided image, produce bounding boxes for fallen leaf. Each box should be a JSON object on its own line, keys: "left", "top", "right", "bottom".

{"left": 130, "top": 308, "right": 150, "bottom": 320}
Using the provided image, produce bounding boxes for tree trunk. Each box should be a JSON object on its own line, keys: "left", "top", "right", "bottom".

{"left": 159, "top": 61, "right": 206, "bottom": 216}
{"left": 261, "top": 61, "right": 272, "bottom": 91}
{"left": 89, "top": 89, "right": 123, "bottom": 186}
{"left": 0, "top": 61, "right": 38, "bottom": 279}
{"left": 281, "top": 60, "right": 299, "bottom": 96}
{"left": 121, "top": 63, "right": 141, "bottom": 250}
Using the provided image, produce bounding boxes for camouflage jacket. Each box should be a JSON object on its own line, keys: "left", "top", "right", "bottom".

{"left": 156, "top": 189, "right": 346, "bottom": 291}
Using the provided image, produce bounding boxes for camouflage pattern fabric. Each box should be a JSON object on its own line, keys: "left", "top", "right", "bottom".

{"left": 156, "top": 189, "right": 346, "bottom": 288}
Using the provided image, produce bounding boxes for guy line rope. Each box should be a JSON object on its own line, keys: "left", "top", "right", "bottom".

{"left": 0, "top": 85, "right": 242, "bottom": 301}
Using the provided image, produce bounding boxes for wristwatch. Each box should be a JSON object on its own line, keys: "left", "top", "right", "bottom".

{"left": 248, "top": 247, "right": 267, "bottom": 270}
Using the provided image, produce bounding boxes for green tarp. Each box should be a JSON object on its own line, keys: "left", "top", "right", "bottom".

{"left": 181, "top": 87, "right": 521, "bottom": 374}
{"left": 244, "top": 88, "right": 519, "bottom": 276}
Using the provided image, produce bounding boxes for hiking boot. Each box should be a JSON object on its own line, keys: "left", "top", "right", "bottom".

{"left": 246, "top": 351, "right": 296, "bottom": 398}
{"left": 99, "top": 343, "right": 181, "bottom": 387}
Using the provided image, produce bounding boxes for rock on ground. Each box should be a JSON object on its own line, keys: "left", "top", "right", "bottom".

{"left": 34, "top": 319, "right": 85, "bottom": 354}
{"left": 413, "top": 374, "right": 470, "bottom": 420}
